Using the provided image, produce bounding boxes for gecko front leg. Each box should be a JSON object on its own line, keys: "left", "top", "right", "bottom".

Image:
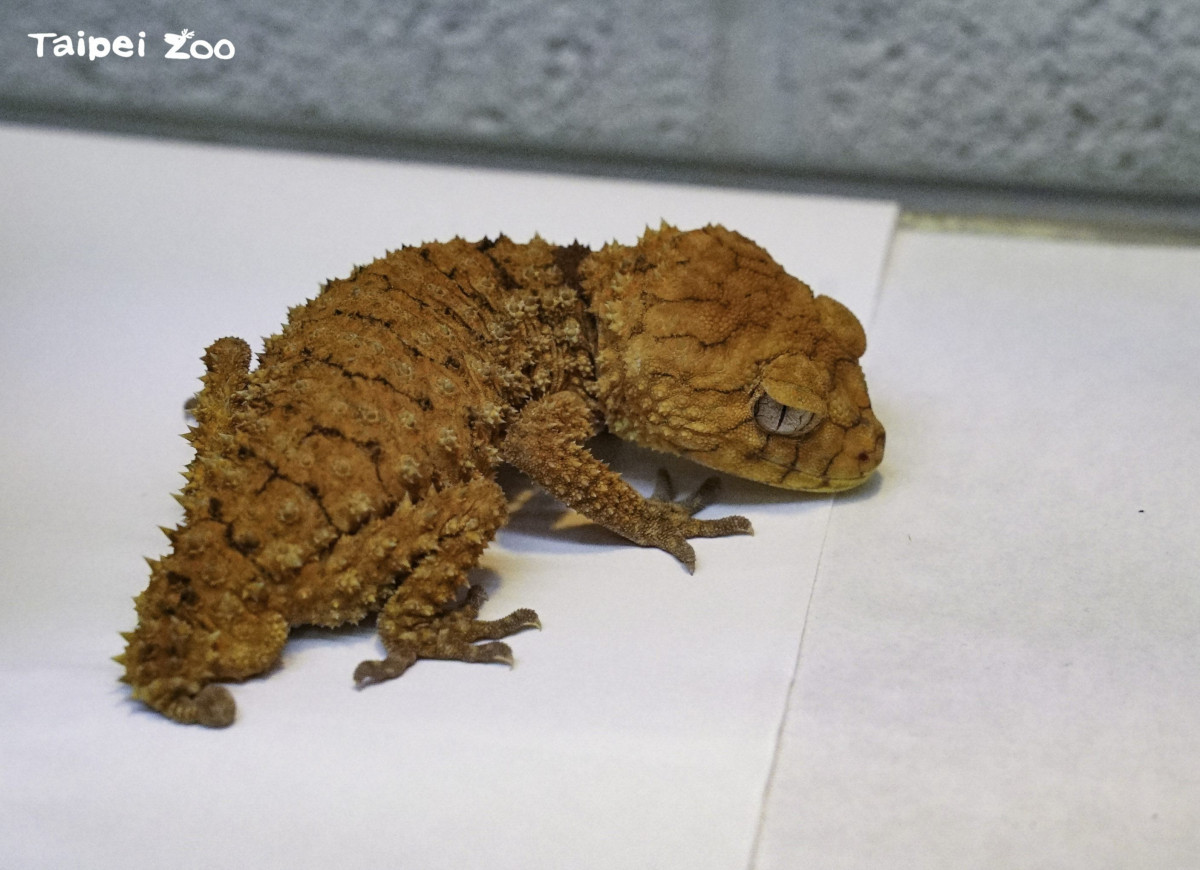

{"left": 500, "top": 391, "right": 752, "bottom": 572}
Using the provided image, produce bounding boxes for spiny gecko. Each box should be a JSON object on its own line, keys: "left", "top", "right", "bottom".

{"left": 117, "top": 223, "right": 885, "bottom": 727}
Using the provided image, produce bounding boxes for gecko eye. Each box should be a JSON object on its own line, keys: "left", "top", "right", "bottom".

{"left": 753, "top": 394, "right": 821, "bottom": 437}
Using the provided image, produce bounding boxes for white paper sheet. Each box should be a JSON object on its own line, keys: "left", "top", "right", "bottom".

{"left": 0, "top": 123, "right": 898, "bottom": 870}
{"left": 753, "top": 230, "right": 1200, "bottom": 868}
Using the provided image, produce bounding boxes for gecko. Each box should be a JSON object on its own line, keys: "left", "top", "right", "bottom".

{"left": 116, "top": 223, "right": 885, "bottom": 727}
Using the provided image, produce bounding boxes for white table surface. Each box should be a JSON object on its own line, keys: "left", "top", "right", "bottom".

{"left": 6, "top": 122, "right": 1198, "bottom": 870}
{"left": 0, "top": 124, "right": 898, "bottom": 870}
{"left": 756, "top": 227, "right": 1200, "bottom": 868}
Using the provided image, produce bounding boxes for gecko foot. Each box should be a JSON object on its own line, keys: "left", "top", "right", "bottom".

{"left": 643, "top": 471, "right": 754, "bottom": 573}
{"left": 354, "top": 585, "right": 541, "bottom": 688}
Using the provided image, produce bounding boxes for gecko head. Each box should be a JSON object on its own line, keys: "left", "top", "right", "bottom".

{"left": 587, "top": 223, "right": 885, "bottom": 492}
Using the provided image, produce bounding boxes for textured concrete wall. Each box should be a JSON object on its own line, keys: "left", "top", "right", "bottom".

{"left": 4, "top": 0, "right": 1199, "bottom": 208}
{"left": 779, "top": 0, "right": 1200, "bottom": 198}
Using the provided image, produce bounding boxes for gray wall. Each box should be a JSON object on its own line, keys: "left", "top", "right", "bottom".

{"left": 5, "top": 0, "right": 1199, "bottom": 225}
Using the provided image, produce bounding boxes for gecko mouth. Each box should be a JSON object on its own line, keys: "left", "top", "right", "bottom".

{"left": 797, "top": 472, "right": 873, "bottom": 492}
{"left": 753, "top": 418, "right": 885, "bottom": 493}
{"left": 755, "top": 455, "right": 871, "bottom": 492}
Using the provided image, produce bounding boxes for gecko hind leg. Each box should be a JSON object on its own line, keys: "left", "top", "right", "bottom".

{"left": 353, "top": 479, "right": 540, "bottom": 688}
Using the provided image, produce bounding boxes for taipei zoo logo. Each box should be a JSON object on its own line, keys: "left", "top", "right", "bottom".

{"left": 29, "top": 29, "right": 235, "bottom": 61}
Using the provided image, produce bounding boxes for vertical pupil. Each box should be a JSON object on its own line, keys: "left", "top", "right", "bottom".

{"left": 755, "top": 395, "right": 816, "bottom": 436}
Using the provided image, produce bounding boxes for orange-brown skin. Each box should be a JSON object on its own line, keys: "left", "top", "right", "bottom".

{"left": 117, "top": 224, "right": 884, "bottom": 726}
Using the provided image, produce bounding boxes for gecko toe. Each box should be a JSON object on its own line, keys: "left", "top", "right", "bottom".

{"left": 422, "top": 639, "right": 516, "bottom": 666}
{"left": 354, "top": 651, "right": 417, "bottom": 688}
{"left": 651, "top": 469, "right": 676, "bottom": 502}
{"left": 650, "top": 471, "right": 723, "bottom": 517}
{"left": 471, "top": 641, "right": 515, "bottom": 667}
{"left": 678, "top": 476, "right": 722, "bottom": 516}
{"left": 685, "top": 514, "right": 753, "bottom": 538}
{"left": 667, "top": 538, "right": 697, "bottom": 573}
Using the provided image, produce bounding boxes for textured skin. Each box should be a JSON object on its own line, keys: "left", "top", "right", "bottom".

{"left": 117, "top": 224, "right": 885, "bottom": 726}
